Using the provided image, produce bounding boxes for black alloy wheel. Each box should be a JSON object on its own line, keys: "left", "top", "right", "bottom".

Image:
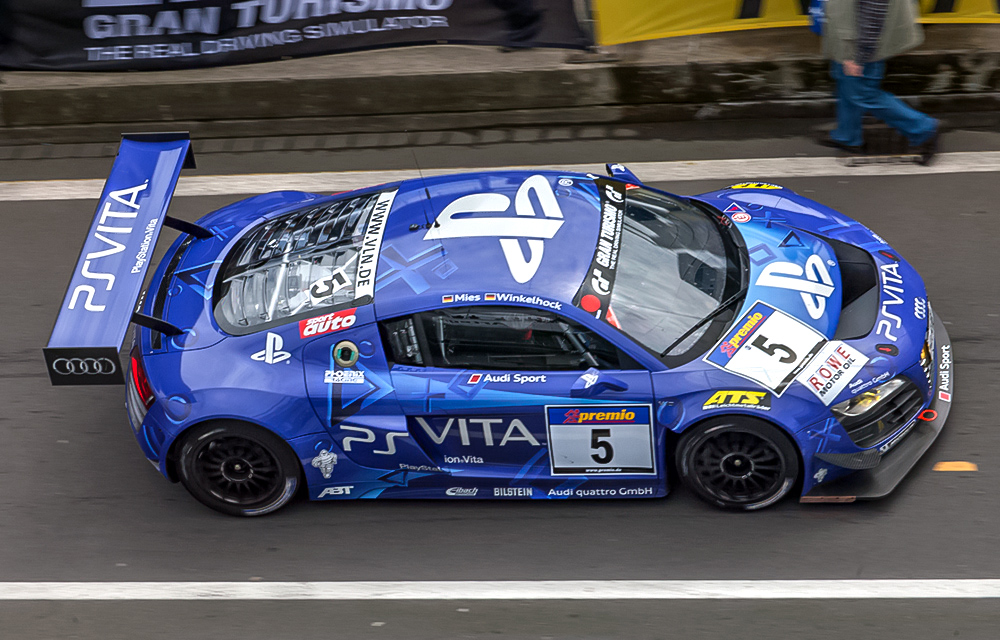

{"left": 178, "top": 422, "right": 301, "bottom": 517}
{"left": 676, "top": 417, "right": 800, "bottom": 510}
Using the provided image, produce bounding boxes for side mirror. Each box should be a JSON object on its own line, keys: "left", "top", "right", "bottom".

{"left": 570, "top": 368, "right": 629, "bottom": 397}
{"left": 605, "top": 163, "right": 641, "bottom": 184}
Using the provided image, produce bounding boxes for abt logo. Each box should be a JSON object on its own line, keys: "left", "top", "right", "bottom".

{"left": 755, "top": 254, "right": 835, "bottom": 320}
{"left": 317, "top": 486, "right": 353, "bottom": 498}
{"left": 423, "top": 174, "right": 564, "bottom": 283}
{"left": 251, "top": 332, "right": 290, "bottom": 364}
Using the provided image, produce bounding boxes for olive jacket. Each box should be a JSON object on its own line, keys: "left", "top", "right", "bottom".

{"left": 822, "top": 0, "right": 924, "bottom": 63}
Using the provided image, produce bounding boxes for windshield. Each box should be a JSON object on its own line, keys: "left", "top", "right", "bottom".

{"left": 605, "top": 187, "right": 744, "bottom": 361}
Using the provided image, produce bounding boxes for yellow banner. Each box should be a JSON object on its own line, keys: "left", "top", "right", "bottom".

{"left": 594, "top": 0, "right": 1000, "bottom": 46}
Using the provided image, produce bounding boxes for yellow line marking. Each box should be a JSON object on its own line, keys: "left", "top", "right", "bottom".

{"left": 933, "top": 461, "right": 979, "bottom": 472}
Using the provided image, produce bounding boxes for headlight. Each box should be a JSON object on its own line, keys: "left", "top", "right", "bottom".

{"left": 831, "top": 378, "right": 907, "bottom": 421}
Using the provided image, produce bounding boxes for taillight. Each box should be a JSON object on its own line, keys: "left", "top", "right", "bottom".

{"left": 129, "top": 347, "right": 155, "bottom": 409}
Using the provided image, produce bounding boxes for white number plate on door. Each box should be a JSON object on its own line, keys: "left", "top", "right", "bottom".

{"left": 546, "top": 404, "right": 655, "bottom": 475}
{"left": 704, "top": 300, "right": 826, "bottom": 395}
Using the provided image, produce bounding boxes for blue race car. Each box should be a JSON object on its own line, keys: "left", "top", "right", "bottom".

{"left": 45, "top": 134, "right": 954, "bottom": 516}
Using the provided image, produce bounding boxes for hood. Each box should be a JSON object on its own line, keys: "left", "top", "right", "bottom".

{"left": 691, "top": 184, "right": 931, "bottom": 411}
{"left": 693, "top": 188, "right": 848, "bottom": 338}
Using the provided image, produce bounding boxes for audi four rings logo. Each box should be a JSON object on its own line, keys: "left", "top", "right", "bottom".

{"left": 914, "top": 297, "right": 927, "bottom": 320}
{"left": 52, "top": 357, "right": 117, "bottom": 375}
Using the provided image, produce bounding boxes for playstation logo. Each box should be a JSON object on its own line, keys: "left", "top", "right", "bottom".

{"left": 423, "top": 174, "right": 565, "bottom": 284}
{"left": 251, "top": 332, "right": 291, "bottom": 364}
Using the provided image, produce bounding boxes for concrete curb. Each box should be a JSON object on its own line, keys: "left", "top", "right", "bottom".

{"left": 2, "top": 27, "right": 998, "bottom": 145}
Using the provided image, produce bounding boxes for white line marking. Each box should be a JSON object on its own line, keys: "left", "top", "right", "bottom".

{"left": 1, "top": 580, "right": 999, "bottom": 600}
{"left": 3, "top": 151, "right": 1000, "bottom": 202}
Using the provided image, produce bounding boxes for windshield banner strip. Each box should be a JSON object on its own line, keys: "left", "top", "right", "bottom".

{"left": 572, "top": 179, "right": 626, "bottom": 324}
{"left": 354, "top": 188, "right": 397, "bottom": 306}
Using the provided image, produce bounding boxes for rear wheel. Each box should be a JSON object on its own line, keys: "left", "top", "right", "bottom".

{"left": 676, "top": 417, "right": 799, "bottom": 510}
{"left": 177, "top": 422, "right": 301, "bottom": 517}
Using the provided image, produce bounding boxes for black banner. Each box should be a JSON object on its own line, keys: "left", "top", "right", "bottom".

{"left": 0, "top": 0, "right": 589, "bottom": 71}
{"left": 573, "top": 178, "right": 625, "bottom": 326}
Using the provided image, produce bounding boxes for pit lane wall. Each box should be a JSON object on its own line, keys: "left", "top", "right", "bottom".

{"left": 594, "top": 0, "right": 1000, "bottom": 46}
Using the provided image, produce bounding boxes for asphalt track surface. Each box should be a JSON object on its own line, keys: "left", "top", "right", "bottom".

{"left": 2, "top": 124, "right": 1000, "bottom": 638}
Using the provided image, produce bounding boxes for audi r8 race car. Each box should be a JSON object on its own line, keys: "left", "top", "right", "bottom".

{"left": 44, "top": 134, "right": 954, "bottom": 516}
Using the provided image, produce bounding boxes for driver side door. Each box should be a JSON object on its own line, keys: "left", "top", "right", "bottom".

{"left": 381, "top": 304, "right": 656, "bottom": 481}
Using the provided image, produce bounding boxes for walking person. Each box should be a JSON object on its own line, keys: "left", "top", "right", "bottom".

{"left": 818, "top": 0, "right": 939, "bottom": 164}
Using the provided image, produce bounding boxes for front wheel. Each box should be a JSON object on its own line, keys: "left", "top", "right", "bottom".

{"left": 177, "top": 422, "right": 301, "bottom": 517}
{"left": 676, "top": 417, "right": 799, "bottom": 511}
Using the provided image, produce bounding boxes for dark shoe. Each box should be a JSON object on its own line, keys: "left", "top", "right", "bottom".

{"left": 917, "top": 130, "right": 939, "bottom": 166}
{"left": 817, "top": 135, "right": 862, "bottom": 153}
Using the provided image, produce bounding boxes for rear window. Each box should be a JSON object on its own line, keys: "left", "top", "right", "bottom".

{"left": 214, "top": 189, "right": 393, "bottom": 334}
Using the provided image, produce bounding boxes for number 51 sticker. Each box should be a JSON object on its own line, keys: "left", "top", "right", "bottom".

{"left": 545, "top": 405, "right": 656, "bottom": 475}
{"left": 704, "top": 301, "right": 826, "bottom": 396}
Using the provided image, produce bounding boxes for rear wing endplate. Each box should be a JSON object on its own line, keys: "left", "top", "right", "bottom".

{"left": 44, "top": 133, "right": 196, "bottom": 385}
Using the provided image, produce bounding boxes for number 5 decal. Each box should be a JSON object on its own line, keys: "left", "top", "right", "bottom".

{"left": 751, "top": 334, "right": 797, "bottom": 364}
{"left": 590, "top": 428, "right": 614, "bottom": 464}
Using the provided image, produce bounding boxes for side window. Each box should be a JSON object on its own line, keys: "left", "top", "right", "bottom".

{"left": 381, "top": 306, "right": 639, "bottom": 371}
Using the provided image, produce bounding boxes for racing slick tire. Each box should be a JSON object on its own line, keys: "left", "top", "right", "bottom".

{"left": 676, "top": 416, "right": 800, "bottom": 511}
{"left": 177, "top": 421, "right": 302, "bottom": 517}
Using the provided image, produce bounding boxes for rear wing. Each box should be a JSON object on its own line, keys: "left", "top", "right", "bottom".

{"left": 44, "top": 133, "right": 200, "bottom": 386}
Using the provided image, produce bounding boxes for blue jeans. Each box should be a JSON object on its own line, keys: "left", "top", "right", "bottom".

{"left": 830, "top": 61, "right": 937, "bottom": 147}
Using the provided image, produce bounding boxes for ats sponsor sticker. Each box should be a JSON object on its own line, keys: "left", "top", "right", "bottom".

{"left": 299, "top": 308, "right": 356, "bottom": 338}
{"left": 704, "top": 301, "right": 826, "bottom": 395}
{"left": 727, "top": 182, "right": 783, "bottom": 190}
{"left": 702, "top": 390, "right": 771, "bottom": 411}
{"left": 546, "top": 404, "right": 655, "bottom": 475}
{"left": 796, "top": 341, "right": 870, "bottom": 405}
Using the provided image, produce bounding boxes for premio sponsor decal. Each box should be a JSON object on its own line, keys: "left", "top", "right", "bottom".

{"left": 704, "top": 301, "right": 826, "bottom": 396}
{"left": 546, "top": 404, "right": 655, "bottom": 476}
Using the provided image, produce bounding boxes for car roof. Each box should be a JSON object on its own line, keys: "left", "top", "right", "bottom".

{"left": 373, "top": 170, "right": 604, "bottom": 319}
